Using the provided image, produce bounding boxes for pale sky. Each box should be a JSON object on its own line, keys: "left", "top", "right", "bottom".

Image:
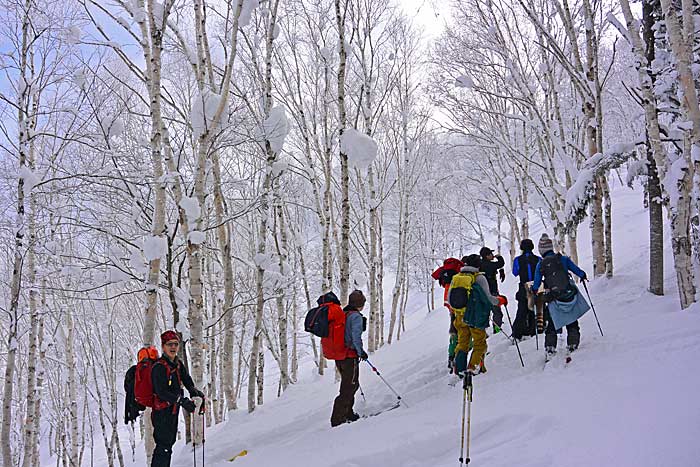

{"left": 398, "top": 0, "right": 448, "bottom": 40}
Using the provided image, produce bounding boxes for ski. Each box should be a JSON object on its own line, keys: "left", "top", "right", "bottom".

{"left": 362, "top": 401, "right": 401, "bottom": 418}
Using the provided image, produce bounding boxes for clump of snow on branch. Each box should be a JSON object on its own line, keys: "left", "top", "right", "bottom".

{"left": 19, "top": 166, "right": 40, "bottom": 197}
{"left": 564, "top": 143, "right": 638, "bottom": 230}
{"left": 340, "top": 129, "right": 378, "bottom": 170}
{"left": 239, "top": 0, "right": 260, "bottom": 28}
{"left": 188, "top": 230, "right": 206, "bottom": 245}
{"left": 180, "top": 196, "right": 201, "bottom": 224}
{"left": 271, "top": 161, "right": 288, "bottom": 177}
{"left": 191, "top": 90, "right": 228, "bottom": 139}
{"left": 143, "top": 235, "right": 167, "bottom": 261}
{"left": 263, "top": 106, "right": 290, "bottom": 153}
{"left": 665, "top": 156, "right": 688, "bottom": 212}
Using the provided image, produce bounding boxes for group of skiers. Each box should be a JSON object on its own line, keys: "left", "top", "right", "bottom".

{"left": 124, "top": 232, "right": 591, "bottom": 466}
{"left": 432, "top": 233, "right": 590, "bottom": 377}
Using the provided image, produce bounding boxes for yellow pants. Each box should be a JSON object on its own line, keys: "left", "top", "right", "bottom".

{"left": 454, "top": 316, "right": 487, "bottom": 370}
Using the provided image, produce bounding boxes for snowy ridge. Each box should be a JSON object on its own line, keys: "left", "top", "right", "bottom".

{"left": 123, "top": 187, "right": 699, "bottom": 467}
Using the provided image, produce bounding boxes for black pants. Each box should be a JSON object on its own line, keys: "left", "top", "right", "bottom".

{"left": 151, "top": 406, "right": 179, "bottom": 467}
{"left": 512, "top": 284, "right": 536, "bottom": 339}
{"left": 492, "top": 305, "right": 503, "bottom": 328}
{"left": 544, "top": 308, "right": 580, "bottom": 349}
{"left": 331, "top": 358, "right": 359, "bottom": 426}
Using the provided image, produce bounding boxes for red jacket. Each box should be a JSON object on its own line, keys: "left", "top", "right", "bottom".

{"left": 321, "top": 302, "right": 356, "bottom": 360}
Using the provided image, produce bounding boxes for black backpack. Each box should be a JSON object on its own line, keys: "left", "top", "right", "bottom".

{"left": 123, "top": 365, "right": 144, "bottom": 424}
{"left": 305, "top": 305, "right": 330, "bottom": 337}
{"left": 541, "top": 254, "right": 576, "bottom": 302}
{"left": 439, "top": 269, "right": 458, "bottom": 287}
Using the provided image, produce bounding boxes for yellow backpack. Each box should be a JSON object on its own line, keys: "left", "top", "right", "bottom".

{"left": 448, "top": 272, "right": 477, "bottom": 313}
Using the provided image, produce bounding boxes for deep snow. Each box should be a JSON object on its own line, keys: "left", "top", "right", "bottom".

{"left": 89, "top": 184, "right": 700, "bottom": 467}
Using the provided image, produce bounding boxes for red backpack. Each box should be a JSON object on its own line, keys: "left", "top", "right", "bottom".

{"left": 134, "top": 346, "right": 159, "bottom": 407}
{"left": 321, "top": 305, "right": 359, "bottom": 360}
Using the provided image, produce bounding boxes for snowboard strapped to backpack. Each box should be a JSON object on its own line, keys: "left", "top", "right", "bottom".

{"left": 541, "top": 254, "right": 576, "bottom": 302}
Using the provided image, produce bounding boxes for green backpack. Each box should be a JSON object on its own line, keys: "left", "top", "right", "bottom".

{"left": 463, "top": 281, "right": 494, "bottom": 330}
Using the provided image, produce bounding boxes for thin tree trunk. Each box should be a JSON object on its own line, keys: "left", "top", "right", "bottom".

{"left": 249, "top": 0, "right": 281, "bottom": 411}
{"left": 336, "top": 0, "right": 350, "bottom": 303}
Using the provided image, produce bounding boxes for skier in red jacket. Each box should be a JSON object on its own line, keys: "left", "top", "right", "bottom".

{"left": 431, "top": 257, "right": 464, "bottom": 372}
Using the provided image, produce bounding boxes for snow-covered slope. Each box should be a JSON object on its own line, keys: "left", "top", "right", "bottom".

{"left": 135, "top": 185, "right": 700, "bottom": 467}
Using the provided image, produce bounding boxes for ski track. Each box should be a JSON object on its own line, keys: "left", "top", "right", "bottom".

{"left": 90, "top": 185, "right": 700, "bottom": 467}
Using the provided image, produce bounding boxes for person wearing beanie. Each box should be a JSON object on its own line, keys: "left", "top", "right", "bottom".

{"left": 449, "top": 255, "right": 507, "bottom": 376}
{"left": 531, "top": 234, "right": 589, "bottom": 355}
{"left": 511, "top": 239, "right": 541, "bottom": 340}
{"left": 538, "top": 233, "right": 555, "bottom": 256}
{"left": 478, "top": 247, "right": 506, "bottom": 333}
{"left": 150, "top": 331, "right": 204, "bottom": 467}
{"left": 329, "top": 290, "right": 368, "bottom": 427}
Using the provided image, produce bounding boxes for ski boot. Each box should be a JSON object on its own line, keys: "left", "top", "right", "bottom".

{"left": 567, "top": 344, "right": 578, "bottom": 353}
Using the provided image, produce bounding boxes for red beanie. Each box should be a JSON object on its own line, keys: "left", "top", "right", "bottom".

{"left": 160, "top": 330, "right": 179, "bottom": 345}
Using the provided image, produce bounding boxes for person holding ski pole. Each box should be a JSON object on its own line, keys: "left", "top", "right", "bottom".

{"left": 432, "top": 257, "right": 464, "bottom": 372}
{"left": 531, "top": 234, "right": 589, "bottom": 357}
{"left": 511, "top": 239, "right": 541, "bottom": 341}
{"left": 449, "top": 254, "right": 507, "bottom": 376}
{"left": 322, "top": 290, "right": 368, "bottom": 427}
{"left": 479, "top": 247, "right": 505, "bottom": 334}
{"left": 151, "top": 331, "right": 205, "bottom": 467}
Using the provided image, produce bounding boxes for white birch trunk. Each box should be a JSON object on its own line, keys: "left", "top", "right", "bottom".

{"left": 336, "top": 0, "right": 350, "bottom": 303}
{"left": 249, "top": 0, "right": 281, "bottom": 412}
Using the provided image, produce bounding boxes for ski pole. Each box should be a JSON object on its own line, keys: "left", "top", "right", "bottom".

{"left": 364, "top": 360, "right": 408, "bottom": 407}
{"left": 459, "top": 373, "right": 473, "bottom": 466}
{"left": 200, "top": 398, "right": 206, "bottom": 466}
{"left": 358, "top": 383, "right": 367, "bottom": 403}
{"left": 582, "top": 280, "right": 604, "bottom": 337}
{"left": 503, "top": 304, "right": 525, "bottom": 367}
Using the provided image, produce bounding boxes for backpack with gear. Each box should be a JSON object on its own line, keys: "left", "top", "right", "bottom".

{"left": 541, "top": 254, "right": 576, "bottom": 302}
{"left": 123, "top": 346, "right": 159, "bottom": 424}
{"left": 448, "top": 273, "right": 476, "bottom": 309}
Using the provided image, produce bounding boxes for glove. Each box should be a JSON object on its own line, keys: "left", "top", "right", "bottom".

{"left": 359, "top": 350, "right": 369, "bottom": 361}
{"left": 190, "top": 388, "right": 205, "bottom": 399}
{"left": 179, "top": 397, "right": 196, "bottom": 413}
{"left": 581, "top": 273, "right": 588, "bottom": 281}
{"left": 499, "top": 269, "right": 506, "bottom": 283}
{"left": 497, "top": 295, "right": 508, "bottom": 307}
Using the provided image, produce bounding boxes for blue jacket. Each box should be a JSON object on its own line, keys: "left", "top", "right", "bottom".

{"left": 343, "top": 306, "right": 365, "bottom": 356}
{"left": 532, "top": 251, "right": 586, "bottom": 293}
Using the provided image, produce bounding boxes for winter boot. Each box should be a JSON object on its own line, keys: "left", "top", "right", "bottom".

{"left": 545, "top": 346, "right": 556, "bottom": 356}
{"left": 567, "top": 344, "right": 578, "bottom": 353}
{"left": 347, "top": 412, "right": 360, "bottom": 423}
{"left": 454, "top": 350, "right": 468, "bottom": 376}
{"left": 467, "top": 365, "right": 481, "bottom": 376}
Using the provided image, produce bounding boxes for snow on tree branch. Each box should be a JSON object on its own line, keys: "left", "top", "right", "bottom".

{"left": 564, "top": 142, "right": 639, "bottom": 232}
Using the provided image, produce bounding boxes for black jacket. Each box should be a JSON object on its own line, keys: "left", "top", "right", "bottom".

{"left": 151, "top": 356, "right": 199, "bottom": 406}
{"left": 480, "top": 255, "right": 505, "bottom": 295}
